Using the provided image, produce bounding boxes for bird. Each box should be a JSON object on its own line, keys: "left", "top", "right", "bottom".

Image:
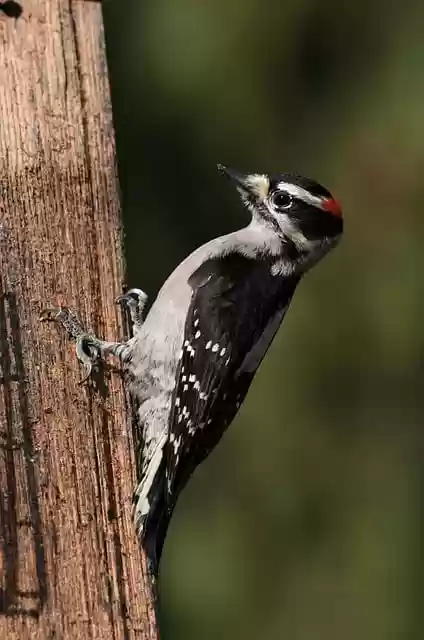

{"left": 41, "top": 164, "right": 343, "bottom": 580}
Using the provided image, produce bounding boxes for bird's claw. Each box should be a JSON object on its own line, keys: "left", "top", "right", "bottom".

{"left": 40, "top": 306, "right": 100, "bottom": 383}
{"left": 40, "top": 306, "right": 87, "bottom": 338}
{"left": 115, "top": 287, "right": 147, "bottom": 308}
{"left": 75, "top": 335, "right": 101, "bottom": 384}
{"left": 115, "top": 288, "right": 148, "bottom": 333}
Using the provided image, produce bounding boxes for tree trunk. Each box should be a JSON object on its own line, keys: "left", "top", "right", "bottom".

{"left": 0, "top": 1, "right": 158, "bottom": 638}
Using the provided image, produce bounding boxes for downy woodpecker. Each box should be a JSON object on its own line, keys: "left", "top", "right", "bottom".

{"left": 41, "top": 165, "right": 343, "bottom": 577}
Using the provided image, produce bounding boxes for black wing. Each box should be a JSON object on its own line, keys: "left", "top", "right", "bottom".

{"left": 165, "top": 253, "right": 299, "bottom": 503}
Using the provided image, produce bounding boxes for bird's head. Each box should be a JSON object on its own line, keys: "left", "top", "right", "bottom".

{"left": 218, "top": 164, "right": 343, "bottom": 272}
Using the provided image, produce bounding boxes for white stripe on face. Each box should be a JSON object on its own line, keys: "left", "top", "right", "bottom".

{"left": 275, "top": 181, "right": 326, "bottom": 210}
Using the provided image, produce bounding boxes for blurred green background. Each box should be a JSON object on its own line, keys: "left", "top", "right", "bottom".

{"left": 103, "top": 1, "right": 424, "bottom": 638}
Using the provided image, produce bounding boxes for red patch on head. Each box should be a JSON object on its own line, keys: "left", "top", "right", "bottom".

{"left": 322, "top": 198, "right": 342, "bottom": 218}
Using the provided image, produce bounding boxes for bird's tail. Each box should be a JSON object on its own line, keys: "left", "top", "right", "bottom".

{"left": 133, "top": 439, "right": 173, "bottom": 579}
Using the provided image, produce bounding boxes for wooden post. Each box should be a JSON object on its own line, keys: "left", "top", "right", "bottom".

{"left": 0, "top": 1, "right": 158, "bottom": 638}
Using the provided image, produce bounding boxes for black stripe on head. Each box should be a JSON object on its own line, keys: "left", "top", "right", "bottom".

{"left": 292, "top": 207, "right": 343, "bottom": 240}
{"left": 267, "top": 173, "right": 342, "bottom": 240}
{"left": 269, "top": 173, "right": 332, "bottom": 199}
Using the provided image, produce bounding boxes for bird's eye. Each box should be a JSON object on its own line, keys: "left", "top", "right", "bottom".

{"left": 271, "top": 191, "right": 293, "bottom": 210}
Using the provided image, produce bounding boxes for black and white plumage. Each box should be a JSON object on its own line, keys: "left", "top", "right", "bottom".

{"left": 128, "top": 166, "right": 342, "bottom": 574}
{"left": 42, "top": 165, "right": 343, "bottom": 578}
{"left": 166, "top": 256, "right": 299, "bottom": 499}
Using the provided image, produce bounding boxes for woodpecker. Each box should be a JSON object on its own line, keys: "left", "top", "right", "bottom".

{"left": 41, "top": 165, "right": 343, "bottom": 578}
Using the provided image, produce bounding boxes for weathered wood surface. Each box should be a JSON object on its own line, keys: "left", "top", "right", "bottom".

{"left": 0, "top": 1, "right": 158, "bottom": 637}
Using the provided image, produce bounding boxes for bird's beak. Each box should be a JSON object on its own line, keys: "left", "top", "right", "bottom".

{"left": 217, "top": 164, "right": 269, "bottom": 202}
{"left": 217, "top": 164, "right": 249, "bottom": 190}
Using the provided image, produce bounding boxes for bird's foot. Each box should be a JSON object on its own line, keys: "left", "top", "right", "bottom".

{"left": 115, "top": 287, "right": 148, "bottom": 335}
{"left": 40, "top": 306, "right": 125, "bottom": 383}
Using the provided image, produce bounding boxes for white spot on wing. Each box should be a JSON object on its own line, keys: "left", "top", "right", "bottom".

{"left": 212, "top": 343, "right": 219, "bottom": 353}
{"left": 206, "top": 341, "right": 212, "bottom": 350}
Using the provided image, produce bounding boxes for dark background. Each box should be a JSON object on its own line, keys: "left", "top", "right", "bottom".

{"left": 103, "top": 1, "right": 424, "bottom": 638}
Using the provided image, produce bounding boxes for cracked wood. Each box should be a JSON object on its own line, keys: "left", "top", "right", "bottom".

{"left": 0, "top": 1, "right": 158, "bottom": 638}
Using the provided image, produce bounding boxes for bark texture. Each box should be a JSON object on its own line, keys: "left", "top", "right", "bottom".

{"left": 0, "top": 1, "right": 158, "bottom": 638}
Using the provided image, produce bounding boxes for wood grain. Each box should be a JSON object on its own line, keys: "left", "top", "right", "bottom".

{"left": 0, "top": 1, "right": 158, "bottom": 637}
